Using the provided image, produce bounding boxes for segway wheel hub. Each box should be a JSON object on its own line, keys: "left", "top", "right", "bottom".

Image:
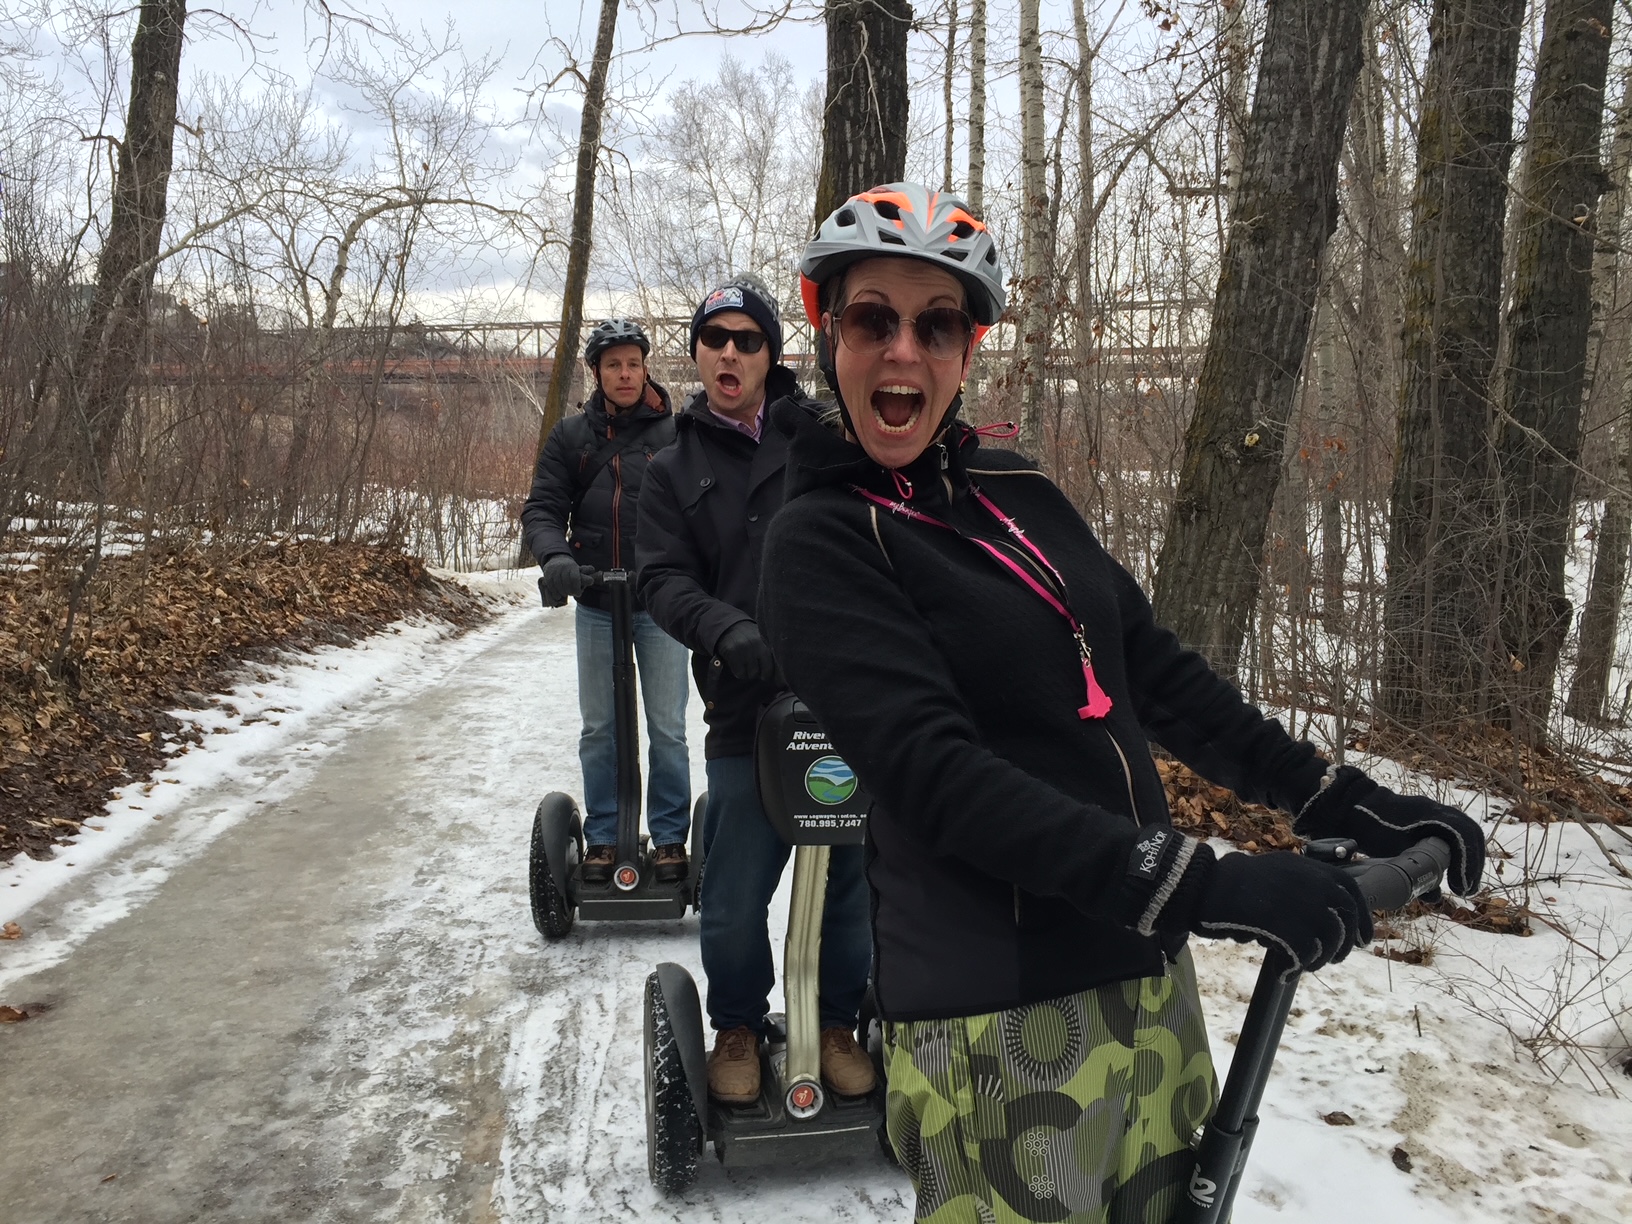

{"left": 614, "top": 863, "right": 641, "bottom": 891}
{"left": 785, "top": 1079, "right": 824, "bottom": 1120}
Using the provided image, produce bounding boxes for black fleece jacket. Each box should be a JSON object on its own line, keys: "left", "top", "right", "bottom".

{"left": 758, "top": 401, "right": 1329, "bottom": 1021}
{"left": 636, "top": 365, "right": 806, "bottom": 758}
{"left": 520, "top": 381, "right": 676, "bottom": 612}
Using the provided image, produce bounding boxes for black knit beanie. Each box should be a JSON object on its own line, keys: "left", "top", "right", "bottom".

{"left": 689, "top": 274, "right": 783, "bottom": 364}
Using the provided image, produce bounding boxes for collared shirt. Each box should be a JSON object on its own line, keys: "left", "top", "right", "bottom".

{"left": 709, "top": 399, "right": 766, "bottom": 443}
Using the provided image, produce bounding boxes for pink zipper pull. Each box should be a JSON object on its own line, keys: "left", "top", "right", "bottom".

{"left": 1080, "top": 662, "right": 1113, "bottom": 719}
{"left": 1074, "top": 633, "right": 1113, "bottom": 719}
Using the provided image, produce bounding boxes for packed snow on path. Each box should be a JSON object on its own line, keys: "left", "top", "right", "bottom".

{"left": 1, "top": 568, "right": 1629, "bottom": 1223}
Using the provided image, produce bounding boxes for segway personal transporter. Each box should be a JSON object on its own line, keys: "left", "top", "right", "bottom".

{"left": 528, "top": 568, "right": 704, "bottom": 939}
{"left": 642, "top": 694, "right": 885, "bottom": 1193}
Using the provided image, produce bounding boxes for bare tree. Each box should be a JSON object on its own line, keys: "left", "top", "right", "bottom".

{"left": 813, "top": 0, "right": 911, "bottom": 226}
{"left": 1017, "top": 0, "right": 1049, "bottom": 452}
{"left": 535, "top": 0, "right": 620, "bottom": 452}
{"left": 599, "top": 54, "right": 821, "bottom": 312}
{"left": 941, "top": 0, "right": 959, "bottom": 191}
{"left": 68, "top": 0, "right": 188, "bottom": 483}
{"left": 1151, "top": 0, "right": 1370, "bottom": 673}
{"left": 1378, "top": 0, "right": 1527, "bottom": 732}
{"left": 1568, "top": 60, "right": 1632, "bottom": 723}
{"left": 1220, "top": 0, "right": 1250, "bottom": 207}
{"left": 1490, "top": 0, "right": 1616, "bottom": 739}
{"left": 968, "top": 0, "right": 987, "bottom": 214}
{"left": 1070, "top": 0, "right": 1095, "bottom": 339}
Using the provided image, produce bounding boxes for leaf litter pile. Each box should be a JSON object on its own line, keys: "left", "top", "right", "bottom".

{"left": 1, "top": 539, "right": 491, "bottom": 863}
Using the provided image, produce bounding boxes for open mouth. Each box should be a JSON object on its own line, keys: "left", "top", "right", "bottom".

{"left": 871, "top": 385, "right": 924, "bottom": 435}
{"left": 715, "top": 372, "right": 742, "bottom": 397}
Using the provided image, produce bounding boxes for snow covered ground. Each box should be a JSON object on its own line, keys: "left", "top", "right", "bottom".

{"left": 2, "top": 568, "right": 1629, "bottom": 1222}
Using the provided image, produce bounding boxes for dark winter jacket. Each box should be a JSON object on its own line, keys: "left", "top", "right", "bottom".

{"left": 520, "top": 381, "right": 677, "bottom": 611}
{"left": 757, "top": 401, "right": 1330, "bottom": 1022}
{"left": 636, "top": 365, "right": 806, "bottom": 758}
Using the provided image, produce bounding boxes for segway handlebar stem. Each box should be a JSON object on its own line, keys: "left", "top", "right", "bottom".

{"left": 1175, "top": 836, "right": 1451, "bottom": 1224}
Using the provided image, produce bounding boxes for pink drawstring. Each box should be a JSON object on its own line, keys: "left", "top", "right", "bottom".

{"left": 891, "top": 469, "right": 915, "bottom": 500}
{"left": 971, "top": 421, "right": 1019, "bottom": 439}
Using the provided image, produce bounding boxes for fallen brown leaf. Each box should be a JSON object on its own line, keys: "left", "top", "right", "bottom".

{"left": 0, "top": 921, "right": 21, "bottom": 940}
{"left": 0, "top": 1005, "right": 28, "bottom": 1022}
{"left": 1391, "top": 1146, "right": 1414, "bottom": 1172}
{"left": 1322, "top": 1111, "right": 1355, "bottom": 1126}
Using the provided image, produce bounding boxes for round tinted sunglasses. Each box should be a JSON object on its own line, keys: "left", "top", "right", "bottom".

{"left": 834, "top": 302, "right": 974, "bottom": 361}
{"left": 696, "top": 324, "right": 769, "bottom": 354}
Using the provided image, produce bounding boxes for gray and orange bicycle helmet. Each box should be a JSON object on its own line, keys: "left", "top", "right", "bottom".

{"left": 583, "top": 317, "right": 651, "bottom": 367}
{"left": 798, "top": 183, "right": 1007, "bottom": 337}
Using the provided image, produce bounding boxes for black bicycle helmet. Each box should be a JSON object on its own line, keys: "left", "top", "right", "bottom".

{"left": 799, "top": 183, "right": 1007, "bottom": 334}
{"left": 583, "top": 317, "right": 651, "bottom": 367}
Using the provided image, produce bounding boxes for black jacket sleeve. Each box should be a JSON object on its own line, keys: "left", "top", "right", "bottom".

{"left": 760, "top": 494, "right": 1157, "bottom": 930}
{"left": 635, "top": 455, "right": 753, "bottom": 656}
{"left": 519, "top": 420, "right": 576, "bottom": 567}
{"left": 1109, "top": 556, "right": 1327, "bottom": 814}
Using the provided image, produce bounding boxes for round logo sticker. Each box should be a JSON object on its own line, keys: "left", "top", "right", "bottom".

{"left": 804, "top": 755, "right": 858, "bottom": 805}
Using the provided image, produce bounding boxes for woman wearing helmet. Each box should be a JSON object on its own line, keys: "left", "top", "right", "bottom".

{"left": 757, "top": 184, "right": 1484, "bottom": 1222}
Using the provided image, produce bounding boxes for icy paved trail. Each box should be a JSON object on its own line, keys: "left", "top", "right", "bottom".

{"left": 0, "top": 592, "right": 913, "bottom": 1223}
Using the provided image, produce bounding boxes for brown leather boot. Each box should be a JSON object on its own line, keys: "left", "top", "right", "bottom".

{"left": 581, "top": 844, "right": 615, "bottom": 884}
{"left": 707, "top": 1026, "right": 761, "bottom": 1104}
{"left": 820, "top": 1026, "right": 877, "bottom": 1097}
{"left": 652, "top": 843, "right": 689, "bottom": 883}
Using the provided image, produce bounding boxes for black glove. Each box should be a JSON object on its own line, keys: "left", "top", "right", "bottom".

{"left": 715, "top": 621, "right": 775, "bottom": 682}
{"left": 1295, "top": 765, "right": 1485, "bottom": 896}
{"left": 1189, "top": 850, "right": 1372, "bottom": 976}
{"left": 540, "top": 555, "right": 591, "bottom": 606}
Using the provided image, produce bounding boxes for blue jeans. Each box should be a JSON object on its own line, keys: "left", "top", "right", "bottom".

{"left": 575, "top": 602, "right": 692, "bottom": 847}
{"left": 700, "top": 755, "right": 872, "bottom": 1033}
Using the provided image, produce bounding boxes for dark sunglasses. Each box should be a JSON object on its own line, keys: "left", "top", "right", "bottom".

{"left": 696, "top": 324, "right": 768, "bottom": 354}
{"left": 835, "top": 302, "right": 974, "bottom": 361}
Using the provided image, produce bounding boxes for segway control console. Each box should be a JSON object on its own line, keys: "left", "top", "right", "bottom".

{"left": 527, "top": 569, "right": 704, "bottom": 938}
{"left": 643, "top": 694, "right": 886, "bottom": 1193}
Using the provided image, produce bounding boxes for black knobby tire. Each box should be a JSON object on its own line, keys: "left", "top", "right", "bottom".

{"left": 528, "top": 800, "right": 580, "bottom": 940}
{"left": 645, "top": 971, "right": 702, "bottom": 1194}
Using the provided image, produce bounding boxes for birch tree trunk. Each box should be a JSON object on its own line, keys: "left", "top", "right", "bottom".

{"left": 533, "top": 0, "right": 619, "bottom": 455}
{"left": 1378, "top": 0, "right": 1526, "bottom": 731}
{"left": 1017, "top": 0, "right": 1050, "bottom": 454}
{"left": 1315, "top": 286, "right": 1345, "bottom": 632}
{"left": 812, "top": 0, "right": 911, "bottom": 227}
{"left": 968, "top": 0, "right": 987, "bottom": 214}
{"left": 69, "top": 0, "right": 188, "bottom": 483}
{"left": 1490, "top": 0, "right": 1616, "bottom": 741}
{"left": 942, "top": 0, "right": 959, "bottom": 192}
{"left": 1072, "top": 0, "right": 1095, "bottom": 360}
{"left": 1565, "top": 61, "right": 1632, "bottom": 723}
{"left": 1150, "top": 0, "right": 1369, "bottom": 673}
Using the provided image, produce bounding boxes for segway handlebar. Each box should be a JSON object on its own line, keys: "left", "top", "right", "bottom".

{"left": 1338, "top": 835, "right": 1452, "bottom": 911}
{"left": 538, "top": 565, "right": 623, "bottom": 608}
{"left": 1175, "top": 835, "right": 1451, "bottom": 1224}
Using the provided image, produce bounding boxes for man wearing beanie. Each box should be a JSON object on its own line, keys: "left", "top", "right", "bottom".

{"left": 636, "top": 274, "right": 876, "bottom": 1107}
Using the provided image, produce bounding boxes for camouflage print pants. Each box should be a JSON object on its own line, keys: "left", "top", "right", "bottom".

{"left": 882, "top": 952, "right": 1215, "bottom": 1224}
